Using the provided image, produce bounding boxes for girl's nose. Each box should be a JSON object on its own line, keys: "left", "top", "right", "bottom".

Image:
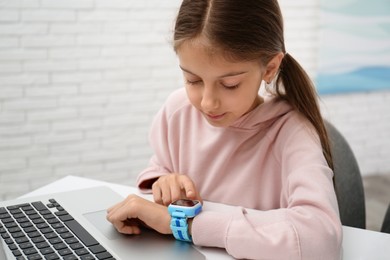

{"left": 200, "top": 86, "right": 220, "bottom": 111}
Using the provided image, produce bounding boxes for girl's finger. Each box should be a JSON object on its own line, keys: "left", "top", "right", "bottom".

{"left": 152, "top": 182, "right": 163, "bottom": 204}
{"left": 180, "top": 177, "right": 196, "bottom": 199}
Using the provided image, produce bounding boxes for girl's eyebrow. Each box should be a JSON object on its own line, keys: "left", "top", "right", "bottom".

{"left": 179, "top": 65, "right": 248, "bottom": 78}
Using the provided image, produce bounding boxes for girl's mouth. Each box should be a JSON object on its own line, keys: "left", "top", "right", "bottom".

{"left": 206, "top": 113, "right": 226, "bottom": 120}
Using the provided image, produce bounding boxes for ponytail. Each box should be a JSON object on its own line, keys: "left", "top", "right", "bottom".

{"left": 275, "top": 53, "right": 334, "bottom": 170}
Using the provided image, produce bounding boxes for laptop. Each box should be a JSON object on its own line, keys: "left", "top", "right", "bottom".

{"left": 0, "top": 186, "right": 206, "bottom": 260}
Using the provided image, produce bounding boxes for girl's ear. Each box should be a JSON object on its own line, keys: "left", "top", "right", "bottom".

{"left": 263, "top": 52, "right": 284, "bottom": 83}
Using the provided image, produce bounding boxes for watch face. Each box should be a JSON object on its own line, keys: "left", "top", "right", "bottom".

{"left": 172, "top": 199, "right": 199, "bottom": 207}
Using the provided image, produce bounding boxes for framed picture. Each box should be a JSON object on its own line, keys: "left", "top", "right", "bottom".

{"left": 316, "top": 0, "right": 390, "bottom": 94}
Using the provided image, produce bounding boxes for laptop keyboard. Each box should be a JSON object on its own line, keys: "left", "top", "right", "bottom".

{"left": 0, "top": 199, "right": 115, "bottom": 260}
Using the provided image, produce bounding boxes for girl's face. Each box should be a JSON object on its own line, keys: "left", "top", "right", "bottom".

{"left": 177, "top": 40, "right": 265, "bottom": 127}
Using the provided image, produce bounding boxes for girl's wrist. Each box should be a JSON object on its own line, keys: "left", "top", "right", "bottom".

{"left": 188, "top": 218, "right": 193, "bottom": 235}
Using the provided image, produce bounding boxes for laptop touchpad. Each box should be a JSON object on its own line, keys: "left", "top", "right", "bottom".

{"left": 84, "top": 210, "right": 124, "bottom": 240}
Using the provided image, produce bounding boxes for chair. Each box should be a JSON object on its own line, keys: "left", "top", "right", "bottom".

{"left": 324, "top": 120, "right": 366, "bottom": 229}
{"left": 381, "top": 203, "right": 390, "bottom": 234}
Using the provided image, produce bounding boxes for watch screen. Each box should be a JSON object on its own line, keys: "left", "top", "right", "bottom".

{"left": 172, "top": 199, "right": 199, "bottom": 207}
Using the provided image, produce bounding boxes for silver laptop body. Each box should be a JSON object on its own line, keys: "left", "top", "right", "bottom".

{"left": 0, "top": 186, "right": 205, "bottom": 260}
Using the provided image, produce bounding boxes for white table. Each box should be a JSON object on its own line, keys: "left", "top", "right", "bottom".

{"left": 21, "top": 175, "right": 390, "bottom": 260}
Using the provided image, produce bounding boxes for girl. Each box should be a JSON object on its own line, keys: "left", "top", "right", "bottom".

{"left": 107, "top": 0, "right": 342, "bottom": 259}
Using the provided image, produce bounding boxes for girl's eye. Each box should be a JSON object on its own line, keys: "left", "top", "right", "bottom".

{"left": 222, "top": 83, "right": 239, "bottom": 90}
{"left": 186, "top": 79, "right": 202, "bottom": 85}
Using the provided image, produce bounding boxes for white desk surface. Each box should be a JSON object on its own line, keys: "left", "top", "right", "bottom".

{"left": 21, "top": 175, "right": 390, "bottom": 260}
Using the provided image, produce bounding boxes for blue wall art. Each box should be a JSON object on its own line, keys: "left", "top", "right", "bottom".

{"left": 316, "top": 0, "right": 390, "bottom": 94}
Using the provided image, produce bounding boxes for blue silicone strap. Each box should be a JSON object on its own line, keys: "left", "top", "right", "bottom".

{"left": 168, "top": 201, "right": 202, "bottom": 242}
{"left": 170, "top": 217, "right": 192, "bottom": 242}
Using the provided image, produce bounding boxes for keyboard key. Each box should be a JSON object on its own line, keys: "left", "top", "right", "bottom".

{"left": 2, "top": 217, "right": 14, "bottom": 223}
{"left": 90, "top": 244, "right": 106, "bottom": 254}
{"left": 59, "top": 215, "right": 74, "bottom": 222}
{"left": 21, "top": 205, "right": 33, "bottom": 211}
{"left": 32, "top": 218, "right": 45, "bottom": 225}
{"left": 23, "top": 247, "right": 38, "bottom": 255}
{"left": 15, "top": 236, "right": 29, "bottom": 244}
{"left": 0, "top": 227, "right": 6, "bottom": 233}
{"left": 47, "top": 218, "right": 60, "bottom": 225}
{"left": 31, "top": 236, "right": 45, "bottom": 244}
{"left": 32, "top": 202, "right": 48, "bottom": 212}
{"left": 55, "top": 227, "right": 68, "bottom": 234}
{"left": 1, "top": 232, "right": 10, "bottom": 239}
{"left": 24, "top": 227, "right": 37, "bottom": 233}
{"left": 12, "top": 231, "right": 26, "bottom": 238}
{"left": 0, "top": 212, "right": 11, "bottom": 219}
{"left": 64, "top": 220, "right": 98, "bottom": 247}
{"left": 80, "top": 254, "right": 95, "bottom": 260}
{"left": 63, "top": 254, "right": 78, "bottom": 260}
{"left": 19, "top": 242, "right": 33, "bottom": 249}
{"left": 48, "top": 237, "right": 62, "bottom": 245}
{"left": 4, "top": 238, "right": 14, "bottom": 245}
{"left": 53, "top": 242, "right": 67, "bottom": 250}
{"left": 8, "top": 226, "right": 22, "bottom": 233}
{"left": 6, "top": 221, "right": 18, "bottom": 228}
{"left": 51, "top": 223, "right": 64, "bottom": 229}
{"left": 9, "top": 243, "right": 18, "bottom": 250}
{"left": 36, "top": 223, "right": 49, "bottom": 229}
{"left": 27, "top": 231, "right": 41, "bottom": 238}
{"left": 17, "top": 217, "right": 30, "bottom": 224}
{"left": 36, "top": 241, "right": 50, "bottom": 249}
{"left": 58, "top": 248, "right": 72, "bottom": 256}
{"left": 43, "top": 214, "right": 56, "bottom": 220}
{"left": 44, "top": 232, "right": 58, "bottom": 239}
{"left": 12, "top": 249, "right": 22, "bottom": 256}
{"left": 29, "top": 214, "right": 42, "bottom": 220}
{"left": 28, "top": 254, "right": 43, "bottom": 260}
{"left": 40, "top": 227, "right": 53, "bottom": 234}
{"left": 75, "top": 248, "right": 89, "bottom": 256}
{"left": 13, "top": 213, "right": 25, "bottom": 219}
{"left": 10, "top": 209, "right": 22, "bottom": 215}
{"left": 40, "top": 210, "right": 52, "bottom": 216}
{"left": 96, "top": 251, "right": 113, "bottom": 260}
{"left": 20, "top": 222, "right": 33, "bottom": 228}
{"left": 60, "top": 232, "right": 74, "bottom": 239}
{"left": 64, "top": 237, "right": 78, "bottom": 244}
{"left": 24, "top": 210, "right": 38, "bottom": 216}
{"left": 40, "top": 247, "right": 55, "bottom": 255}
{"left": 69, "top": 242, "right": 84, "bottom": 250}
{"left": 54, "top": 211, "right": 68, "bottom": 216}
{"left": 44, "top": 253, "right": 60, "bottom": 260}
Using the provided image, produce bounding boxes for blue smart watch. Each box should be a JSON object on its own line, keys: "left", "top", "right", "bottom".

{"left": 168, "top": 199, "right": 202, "bottom": 242}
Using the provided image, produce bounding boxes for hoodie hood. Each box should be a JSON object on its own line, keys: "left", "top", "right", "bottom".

{"left": 229, "top": 95, "right": 293, "bottom": 131}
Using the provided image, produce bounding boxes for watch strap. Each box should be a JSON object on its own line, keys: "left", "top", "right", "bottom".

{"left": 170, "top": 216, "right": 192, "bottom": 242}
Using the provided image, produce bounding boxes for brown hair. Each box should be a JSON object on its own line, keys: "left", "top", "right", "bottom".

{"left": 173, "top": 0, "right": 333, "bottom": 170}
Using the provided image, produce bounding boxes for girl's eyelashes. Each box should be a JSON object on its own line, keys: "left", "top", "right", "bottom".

{"left": 186, "top": 79, "right": 202, "bottom": 85}
{"left": 185, "top": 78, "right": 240, "bottom": 90}
{"left": 222, "top": 83, "right": 239, "bottom": 90}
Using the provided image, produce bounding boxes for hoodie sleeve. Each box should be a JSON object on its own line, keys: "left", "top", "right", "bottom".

{"left": 191, "top": 121, "right": 343, "bottom": 260}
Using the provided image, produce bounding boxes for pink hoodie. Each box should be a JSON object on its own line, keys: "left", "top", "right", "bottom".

{"left": 137, "top": 88, "right": 342, "bottom": 259}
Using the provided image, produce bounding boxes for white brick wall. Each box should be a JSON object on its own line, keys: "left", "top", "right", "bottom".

{"left": 0, "top": 0, "right": 182, "bottom": 200}
{"left": 0, "top": 0, "right": 389, "bottom": 200}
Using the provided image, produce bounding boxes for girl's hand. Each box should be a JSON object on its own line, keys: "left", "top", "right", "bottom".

{"left": 106, "top": 194, "right": 171, "bottom": 235}
{"left": 152, "top": 174, "right": 203, "bottom": 206}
